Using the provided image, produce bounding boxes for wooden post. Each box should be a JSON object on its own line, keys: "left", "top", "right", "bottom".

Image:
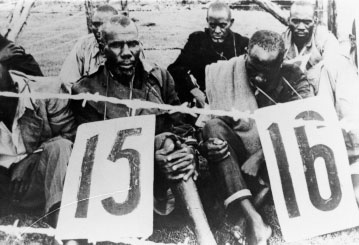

{"left": 4, "top": 0, "right": 36, "bottom": 42}
{"left": 327, "top": 0, "right": 338, "bottom": 38}
{"left": 251, "top": 0, "right": 289, "bottom": 26}
{"left": 85, "top": 0, "right": 94, "bottom": 34}
{"left": 172, "top": 179, "right": 217, "bottom": 245}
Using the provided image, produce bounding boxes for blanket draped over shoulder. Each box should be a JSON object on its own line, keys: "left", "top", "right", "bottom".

{"left": 205, "top": 56, "right": 262, "bottom": 155}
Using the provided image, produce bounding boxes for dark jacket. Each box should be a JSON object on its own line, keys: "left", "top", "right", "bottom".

{"left": 71, "top": 60, "right": 183, "bottom": 134}
{"left": 254, "top": 63, "right": 315, "bottom": 108}
{"left": 168, "top": 29, "right": 249, "bottom": 102}
{"left": 0, "top": 35, "right": 43, "bottom": 76}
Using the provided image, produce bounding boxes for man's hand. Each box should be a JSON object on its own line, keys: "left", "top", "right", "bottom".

{"left": 200, "top": 138, "right": 229, "bottom": 162}
{"left": 241, "top": 149, "right": 264, "bottom": 177}
{"left": 190, "top": 87, "right": 206, "bottom": 108}
{"left": 0, "top": 43, "right": 25, "bottom": 62}
{"left": 155, "top": 137, "right": 197, "bottom": 181}
{"left": 9, "top": 152, "right": 41, "bottom": 201}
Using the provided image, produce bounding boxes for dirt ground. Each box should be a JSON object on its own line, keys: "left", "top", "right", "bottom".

{"left": 0, "top": 1, "right": 359, "bottom": 245}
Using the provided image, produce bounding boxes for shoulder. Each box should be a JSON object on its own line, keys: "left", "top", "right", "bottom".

{"left": 187, "top": 31, "right": 207, "bottom": 43}
{"left": 314, "top": 25, "right": 337, "bottom": 46}
{"left": 72, "top": 66, "right": 105, "bottom": 94}
{"left": 10, "top": 70, "right": 62, "bottom": 94}
{"left": 74, "top": 34, "right": 97, "bottom": 51}
{"left": 77, "top": 34, "right": 96, "bottom": 45}
{"left": 142, "top": 60, "right": 172, "bottom": 88}
{"left": 280, "top": 63, "right": 306, "bottom": 85}
{"left": 232, "top": 31, "right": 249, "bottom": 45}
{"left": 188, "top": 31, "right": 206, "bottom": 39}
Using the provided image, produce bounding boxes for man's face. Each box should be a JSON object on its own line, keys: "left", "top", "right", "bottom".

{"left": 104, "top": 24, "right": 141, "bottom": 77}
{"left": 207, "top": 8, "right": 233, "bottom": 43}
{"left": 91, "top": 11, "right": 114, "bottom": 44}
{"left": 245, "top": 44, "right": 283, "bottom": 89}
{"left": 289, "top": 5, "right": 315, "bottom": 43}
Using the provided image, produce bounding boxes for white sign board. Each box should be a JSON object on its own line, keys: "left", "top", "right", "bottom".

{"left": 255, "top": 96, "right": 359, "bottom": 242}
{"left": 56, "top": 115, "right": 155, "bottom": 243}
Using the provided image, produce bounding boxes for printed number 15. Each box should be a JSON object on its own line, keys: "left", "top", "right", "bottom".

{"left": 75, "top": 128, "right": 142, "bottom": 218}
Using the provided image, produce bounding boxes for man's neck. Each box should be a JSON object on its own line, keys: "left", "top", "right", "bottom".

{"left": 107, "top": 65, "right": 134, "bottom": 85}
{"left": 293, "top": 36, "right": 311, "bottom": 53}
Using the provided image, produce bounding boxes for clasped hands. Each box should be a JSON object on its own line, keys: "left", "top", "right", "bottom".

{"left": 155, "top": 137, "right": 198, "bottom": 181}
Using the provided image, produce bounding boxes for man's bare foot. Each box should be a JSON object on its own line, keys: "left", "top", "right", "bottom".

{"left": 247, "top": 217, "right": 272, "bottom": 245}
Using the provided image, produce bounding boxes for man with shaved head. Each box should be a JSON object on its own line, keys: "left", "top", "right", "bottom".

{"left": 69, "top": 15, "right": 216, "bottom": 245}
{"left": 283, "top": 0, "right": 339, "bottom": 90}
{"left": 60, "top": 4, "right": 118, "bottom": 90}
{"left": 168, "top": 0, "right": 248, "bottom": 108}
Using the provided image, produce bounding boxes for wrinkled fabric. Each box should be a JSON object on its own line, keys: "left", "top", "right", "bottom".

{"left": 71, "top": 60, "right": 182, "bottom": 135}
{"left": 316, "top": 56, "right": 359, "bottom": 162}
{"left": 60, "top": 34, "right": 105, "bottom": 91}
{"left": 205, "top": 56, "right": 260, "bottom": 155}
{"left": 0, "top": 137, "right": 72, "bottom": 214}
{"left": 168, "top": 29, "right": 248, "bottom": 103}
{"left": 9, "top": 70, "right": 77, "bottom": 145}
{"left": 282, "top": 25, "right": 340, "bottom": 71}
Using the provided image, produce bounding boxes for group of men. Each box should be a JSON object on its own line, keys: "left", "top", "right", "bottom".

{"left": 0, "top": 0, "right": 358, "bottom": 245}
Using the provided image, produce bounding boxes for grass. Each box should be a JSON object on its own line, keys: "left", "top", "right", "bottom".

{"left": 0, "top": 1, "right": 359, "bottom": 244}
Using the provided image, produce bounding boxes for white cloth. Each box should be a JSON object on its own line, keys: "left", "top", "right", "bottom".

{"left": 0, "top": 78, "right": 33, "bottom": 168}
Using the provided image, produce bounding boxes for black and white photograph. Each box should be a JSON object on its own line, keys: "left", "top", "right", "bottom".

{"left": 0, "top": 0, "right": 359, "bottom": 244}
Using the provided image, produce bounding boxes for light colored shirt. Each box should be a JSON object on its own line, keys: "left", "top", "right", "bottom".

{"left": 0, "top": 79, "right": 33, "bottom": 168}
{"left": 59, "top": 34, "right": 106, "bottom": 92}
{"left": 282, "top": 25, "right": 340, "bottom": 71}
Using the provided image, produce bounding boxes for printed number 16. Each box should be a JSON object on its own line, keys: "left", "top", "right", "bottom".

{"left": 267, "top": 115, "right": 341, "bottom": 218}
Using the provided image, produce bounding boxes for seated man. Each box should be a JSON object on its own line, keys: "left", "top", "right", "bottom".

{"left": 282, "top": 0, "right": 340, "bottom": 93}
{"left": 0, "top": 65, "right": 75, "bottom": 227}
{"left": 201, "top": 30, "right": 314, "bottom": 245}
{"left": 70, "top": 15, "right": 216, "bottom": 245}
{"left": 0, "top": 34, "right": 43, "bottom": 76}
{"left": 168, "top": 1, "right": 248, "bottom": 107}
{"left": 59, "top": 4, "right": 118, "bottom": 90}
{"left": 283, "top": 0, "right": 359, "bottom": 202}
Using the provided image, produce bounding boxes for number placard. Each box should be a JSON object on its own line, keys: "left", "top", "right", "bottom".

{"left": 255, "top": 96, "right": 359, "bottom": 242}
{"left": 55, "top": 115, "right": 155, "bottom": 243}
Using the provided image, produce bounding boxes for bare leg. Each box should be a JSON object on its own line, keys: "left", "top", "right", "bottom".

{"left": 202, "top": 118, "right": 271, "bottom": 244}
{"left": 172, "top": 178, "right": 217, "bottom": 245}
{"left": 236, "top": 199, "right": 271, "bottom": 245}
